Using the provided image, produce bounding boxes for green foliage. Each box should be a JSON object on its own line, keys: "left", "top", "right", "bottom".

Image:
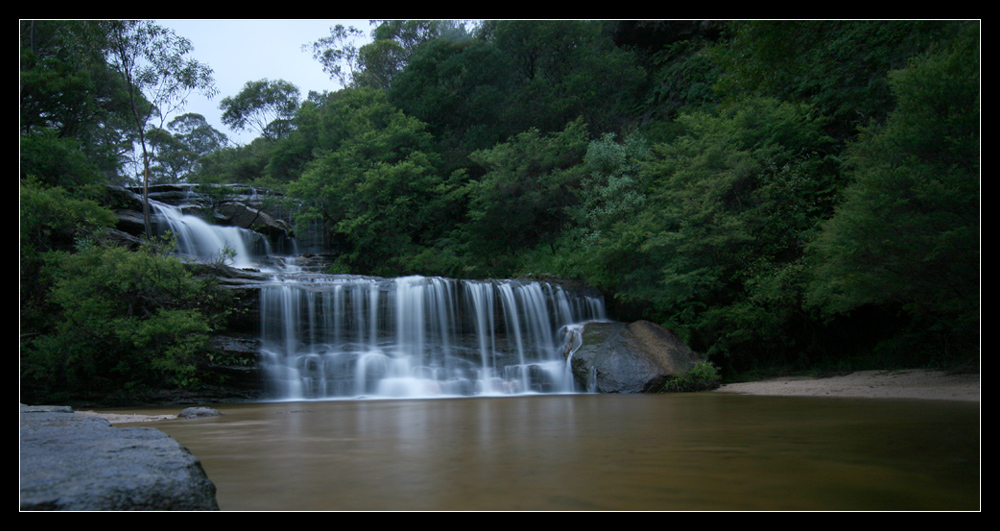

{"left": 19, "top": 178, "right": 116, "bottom": 258}
{"left": 484, "top": 20, "right": 647, "bottom": 136}
{"left": 21, "top": 236, "right": 221, "bottom": 402}
{"left": 806, "top": 24, "right": 980, "bottom": 359}
{"left": 306, "top": 21, "right": 472, "bottom": 90}
{"left": 20, "top": 178, "right": 119, "bottom": 336}
{"left": 661, "top": 361, "right": 721, "bottom": 392}
{"left": 304, "top": 24, "right": 367, "bottom": 88}
{"left": 646, "top": 38, "right": 723, "bottom": 124}
{"left": 220, "top": 79, "right": 300, "bottom": 141}
{"left": 712, "top": 20, "right": 970, "bottom": 139}
{"left": 578, "top": 132, "right": 650, "bottom": 243}
{"left": 149, "top": 113, "right": 228, "bottom": 183}
{"left": 102, "top": 20, "right": 217, "bottom": 129}
{"left": 573, "top": 98, "right": 839, "bottom": 362}
{"left": 461, "top": 118, "right": 590, "bottom": 275}
{"left": 288, "top": 88, "right": 451, "bottom": 276}
{"left": 19, "top": 130, "right": 108, "bottom": 188}
{"left": 389, "top": 37, "right": 516, "bottom": 172}
{"left": 20, "top": 20, "right": 135, "bottom": 182}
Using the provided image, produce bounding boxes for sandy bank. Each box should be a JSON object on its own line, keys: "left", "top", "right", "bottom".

{"left": 75, "top": 411, "right": 177, "bottom": 424}
{"left": 714, "top": 369, "right": 980, "bottom": 401}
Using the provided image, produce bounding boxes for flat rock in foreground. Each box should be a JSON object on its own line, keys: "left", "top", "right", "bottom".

{"left": 19, "top": 405, "right": 219, "bottom": 511}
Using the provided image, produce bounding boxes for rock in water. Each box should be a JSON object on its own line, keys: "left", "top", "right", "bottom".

{"left": 19, "top": 405, "right": 219, "bottom": 511}
{"left": 568, "top": 320, "right": 703, "bottom": 393}
{"left": 179, "top": 407, "right": 222, "bottom": 419}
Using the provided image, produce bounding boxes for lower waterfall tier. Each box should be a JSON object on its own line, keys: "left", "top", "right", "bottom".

{"left": 259, "top": 275, "right": 607, "bottom": 399}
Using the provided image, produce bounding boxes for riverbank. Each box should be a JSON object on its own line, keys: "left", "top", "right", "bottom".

{"left": 77, "top": 369, "right": 980, "bottom": 427}
{"left": 714, "top": 369, "right": 980, "bottom": 401}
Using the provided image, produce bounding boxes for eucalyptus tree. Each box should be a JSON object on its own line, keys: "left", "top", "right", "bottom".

{"left": 168, "top": 112, "right": 229, "bottom": 155}
{"left": 145, "top": 113, "right": 227, "bottom": 183}
{"left": 305, "top": 21, "right": 472, "bottom": 90}
{"left": 304, "top": 24, "right": 366, "bottom": 89}
{"left": 219, "top": 78, "right": 301, "bottom": 142}
{"left": 102, "top": 20, "right": 216, "bottom": 237}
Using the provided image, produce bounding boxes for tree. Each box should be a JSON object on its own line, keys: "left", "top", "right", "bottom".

{"left": 571, "top": 97, "right": 839, "bottom": 363}
{"left": 219, "top": 79, "right": 300, "bottom": 142}
{"left": 288, "top": 88, "right": 449, "bottom": 275}
{"left": 576, "top": 131, "right": 650, "bottom": 246}
{"left": 806, "top": 23, "right": 980, "bottom": 360}
{"left": 21, "top": 237, "right": 221, "bottom": 402}
{"left": 462, "top": 118, "right": 590, "bottom": 271}
{"left": 479, "top": 20, "right": 647, "bottom": 136}
{"left": 20, "top": 20, "right": 135, "bottom": 185}
{"left": 304, "top": 24, "right": 366, "bottom": 88}
{"left": 389, "top": 36, "right": 516, "bottom": 171}
{"left": 355, "top": 21, "right": 470, "bottom": 89}
{"left": 169, "top": 112, "right": 228, "bottom": 154}
{"left": 711, "top": 20, "right": 970, "bottom": 140}
{"left": 102, "top": 20, "right": 216, "bottom": 237}
{"left": 306, "top": 21, "right": 473, "bottom": 90}
{"left": 19, "top": 177, "right": 119, "bottom": 336}
{"left": 145, "top": 114, "right": 226, "bottom": 183}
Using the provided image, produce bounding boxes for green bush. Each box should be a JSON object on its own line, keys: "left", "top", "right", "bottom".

{"left": 661, "top": 361, "right": 722, "bottom": 392}
{"left": 21, "top": 236, "right": 220, "bottom": 402}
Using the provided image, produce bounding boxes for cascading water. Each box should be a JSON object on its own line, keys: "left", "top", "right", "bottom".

{"left": 151, "top": 200, "right": 274, "bottom": 270}
{"left": 258, "top": 275, "right": 607, "bottom": 399}
{"left": 150, "top": 198, "right": 607, "bottom": 400}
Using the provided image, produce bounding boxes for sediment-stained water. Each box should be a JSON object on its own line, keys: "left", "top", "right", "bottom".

{"left": 114, "top": 393, "right": 980, "bottom": 511}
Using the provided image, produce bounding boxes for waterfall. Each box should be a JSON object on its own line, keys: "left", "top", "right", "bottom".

{"left": 149, "top": 198, "right": 607, "bottom": 400}
{"left": 258, "top": 276, "right": 606, "bottom": 399}
{"left": 150, "top": 200, "right": 272, "bottom": 270}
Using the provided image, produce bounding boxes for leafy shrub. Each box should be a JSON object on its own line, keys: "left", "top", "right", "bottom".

{"left": 662, "top": 361, "right": 722, "bottom": 392}
{"left": 21, "top": 236, "right": 220, "bottom": 402}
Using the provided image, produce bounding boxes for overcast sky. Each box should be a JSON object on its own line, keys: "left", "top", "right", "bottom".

{"left": 156, "top": 19, "right": 373, "bottom": 146}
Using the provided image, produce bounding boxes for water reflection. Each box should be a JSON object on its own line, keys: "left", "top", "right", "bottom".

{"left": 116, "top": 394, "right": 979, "bottom": 510}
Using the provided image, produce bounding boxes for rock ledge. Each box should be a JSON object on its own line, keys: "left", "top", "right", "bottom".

{"left": 19, "top": 405, "right": 219, "bottom": 511}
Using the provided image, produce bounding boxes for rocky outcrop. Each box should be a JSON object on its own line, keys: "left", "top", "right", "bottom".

{"left": 213, "top": 201, "right": 292, "bottom": 240}
{"left": 566, "top": 320, "right": 703, "bottom": 393}
{"left": 108, "top": 183, "right": 295, "bottom": 244}
{"left": 19, "top": 405, "right": 219, "bottom": 510}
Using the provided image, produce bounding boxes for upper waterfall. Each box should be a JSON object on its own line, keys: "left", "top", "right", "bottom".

{"left": 151, "top": 200, "right": 272, "bottom": 269}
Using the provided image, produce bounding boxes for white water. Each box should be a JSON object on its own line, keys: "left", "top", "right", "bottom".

{"left": 151, "top": 200, "right": 275, "bottom": 270}
{"left": 258, "top": 275, "right": 606, "bottom": 400}
{"left": 150, "top": 199, "right": 607, "bottom": 400}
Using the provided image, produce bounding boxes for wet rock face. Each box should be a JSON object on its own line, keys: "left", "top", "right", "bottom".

{"left": 19, "top": 405, "right": 219, "bottom": 511}
{"left": 568, "top": 320, "right": 703, "bottom": 393}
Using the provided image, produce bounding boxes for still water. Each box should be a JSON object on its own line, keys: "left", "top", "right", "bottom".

{"left": 115, "top": 393, "right": 979, "bottom": 511}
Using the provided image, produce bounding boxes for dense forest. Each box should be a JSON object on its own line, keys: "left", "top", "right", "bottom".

{"left": 20, "top": 20, "right": 979, "bottom": 401}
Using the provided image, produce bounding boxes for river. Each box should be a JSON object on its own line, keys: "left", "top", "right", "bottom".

{"left": 112, "top": 392, "right": 980, "bottom": 510}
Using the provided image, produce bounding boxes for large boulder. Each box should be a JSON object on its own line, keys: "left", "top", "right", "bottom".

{"left": 567, "top": 320, "right": 703, "bottom": 393}
{"left": 19, "top": 405, "right": 219, "bottom": 510}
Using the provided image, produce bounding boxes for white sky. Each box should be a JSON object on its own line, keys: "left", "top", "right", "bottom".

{"left": 156, "top": 19, "right": 373, "bottom": 146}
